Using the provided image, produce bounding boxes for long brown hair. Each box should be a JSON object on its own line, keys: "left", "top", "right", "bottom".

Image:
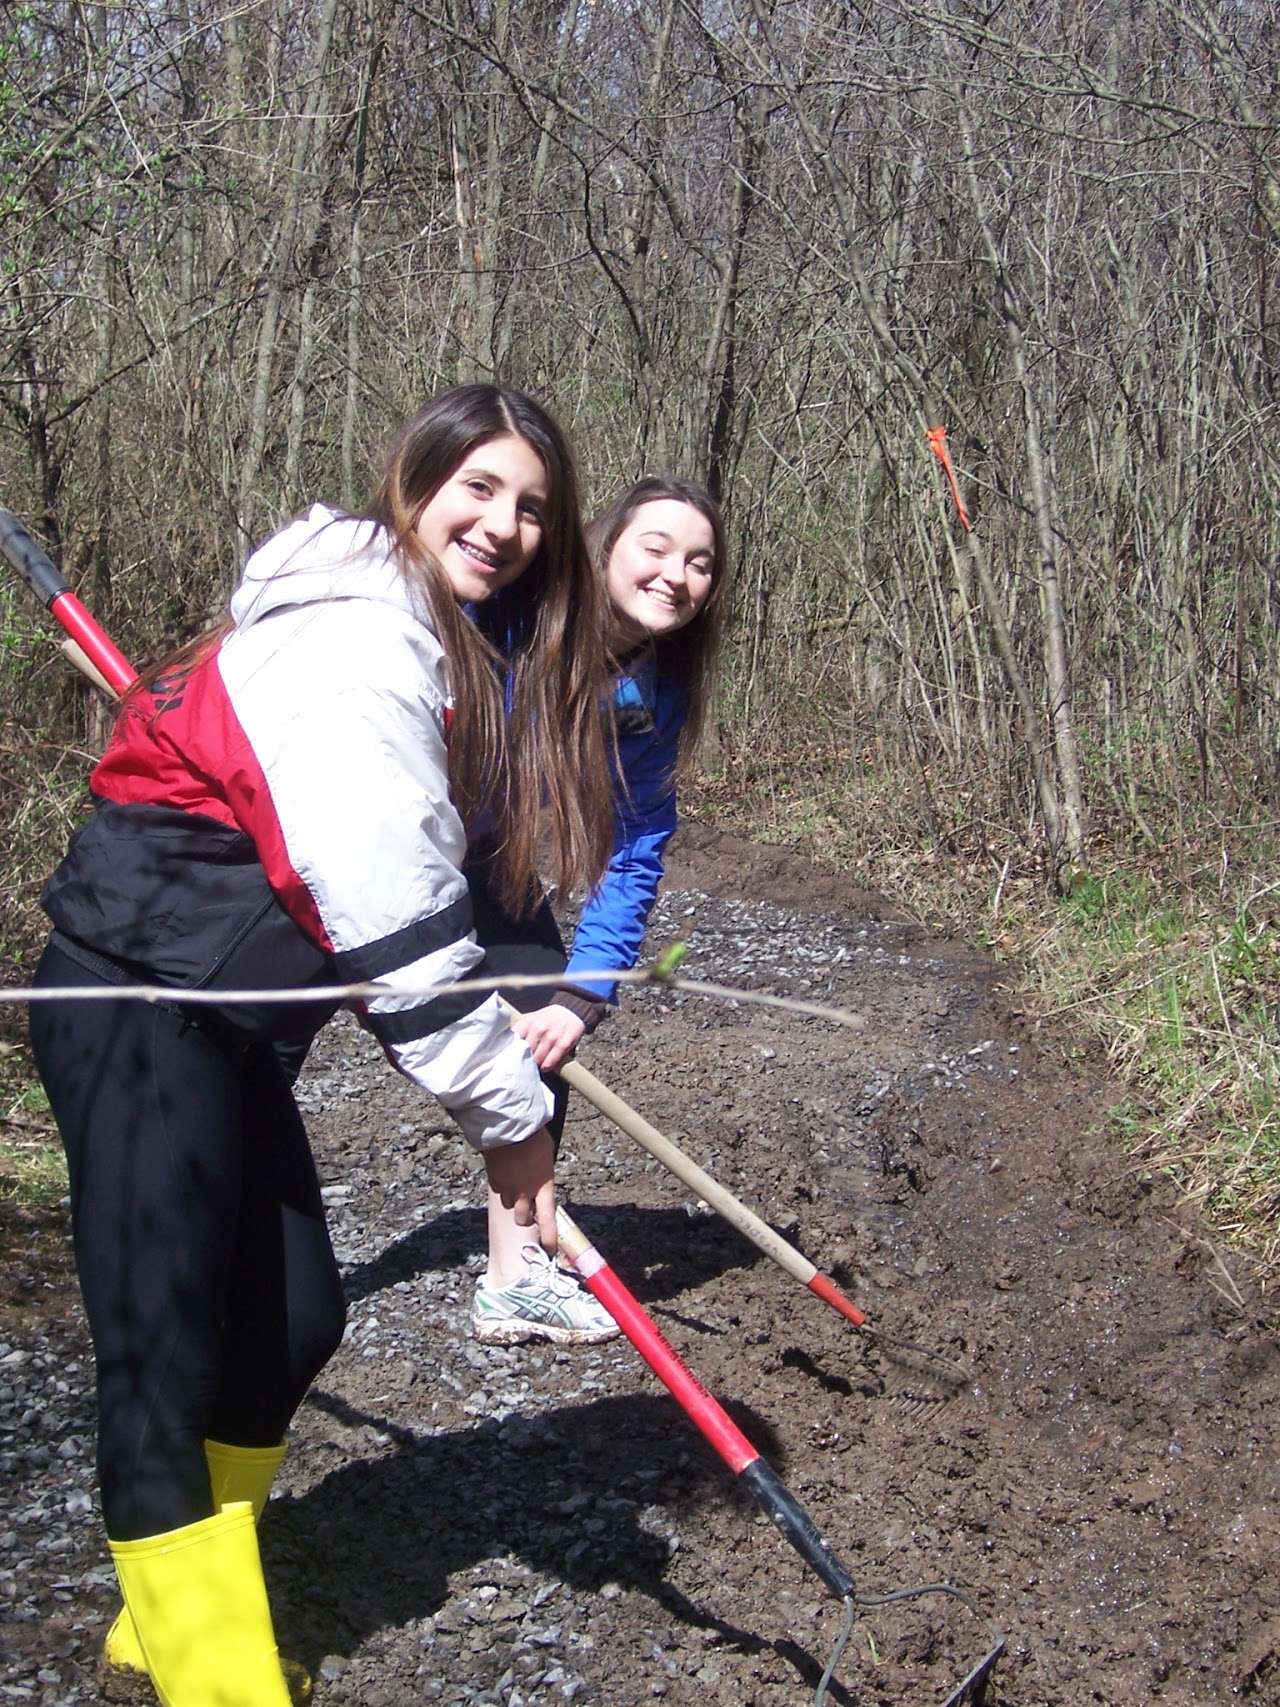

{"left": 369, "top": 385, "right": 613, "bottom": 910}
{"left": 130, "top": 386, "right": 613, "bottom": 913}
{"left": 587, "top": 476, "right": 730, "bottom": 768}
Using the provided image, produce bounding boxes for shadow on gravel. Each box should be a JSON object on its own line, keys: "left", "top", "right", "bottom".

{"left": 338, "top": 1201, "right": 770, "bottom": 1308}
{"left": 266, "top": 1390, "right": 788, "bottom": 1668}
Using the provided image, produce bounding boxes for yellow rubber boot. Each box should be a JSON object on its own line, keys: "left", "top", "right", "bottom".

{"left": 108, "top": 1503, "right": 292, "bottom": 1707}
{"left": 204, "top": 1439, "right": 289, "bottom": 1521}
{"left": 102, "top": 1441, "right": 311, "bottom": 1705}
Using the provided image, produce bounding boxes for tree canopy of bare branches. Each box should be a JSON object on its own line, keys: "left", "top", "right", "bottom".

{"left": 4, "top": 0, "right": 1278, "bottom": 881}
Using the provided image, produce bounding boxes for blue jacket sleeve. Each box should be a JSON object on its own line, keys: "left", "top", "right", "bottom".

{"left": 563, "top": 673, "right": 686, "bottom": 1003}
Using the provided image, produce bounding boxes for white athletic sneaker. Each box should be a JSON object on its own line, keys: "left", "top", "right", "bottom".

{"left": 472, "top": 1244, "right": 621, "bottom": 1346}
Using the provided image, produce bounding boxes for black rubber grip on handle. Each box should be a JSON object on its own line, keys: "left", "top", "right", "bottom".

{"left": 0, "top": 509, "right": 69, "bottom": 607}
{"left": 740, "top": 1457, "right": 857, "bottom": 1600}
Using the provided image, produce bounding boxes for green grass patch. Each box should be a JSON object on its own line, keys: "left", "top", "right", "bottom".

{"left": 1032, "top": 886, "right": 1280, "bottom": 1269}
{"left": 1, "top": 1077, "right": 67, "bottom": 1211}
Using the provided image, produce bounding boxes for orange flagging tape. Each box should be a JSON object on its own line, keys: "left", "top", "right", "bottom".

{"left": 927, "top": 425, "right": 972, "bottom": 531}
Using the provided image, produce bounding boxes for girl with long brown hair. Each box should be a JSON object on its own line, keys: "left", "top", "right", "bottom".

{"left": 28, "top": 385, "right": 612, "bottom": 1707}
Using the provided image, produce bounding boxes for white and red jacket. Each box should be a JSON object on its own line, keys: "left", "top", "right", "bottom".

{"left": 41, "top": 506, "right": 552, "bottom": 1151}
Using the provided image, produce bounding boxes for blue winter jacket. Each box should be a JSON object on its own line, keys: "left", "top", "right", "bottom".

{"left": 563, "top": 654, "right": 685, "bottom": 1003}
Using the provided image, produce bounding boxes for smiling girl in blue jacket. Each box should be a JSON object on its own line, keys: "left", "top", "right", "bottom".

{"left": 471, "top": 475, "right": 730, "bottom": 1344}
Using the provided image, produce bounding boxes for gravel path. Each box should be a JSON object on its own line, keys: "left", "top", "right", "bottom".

{"left": 2, "top": 824, "right": 1278, "bottom": 1706}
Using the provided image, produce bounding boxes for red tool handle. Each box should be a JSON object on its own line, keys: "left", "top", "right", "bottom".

{"left": 0, "top": 509, "right": 138, "bottom": 696}
{"left": 556, "top": 1209, "right": 856, "bottom": 1600}
{"left": 48, "top": 590, "right": 138, "bottom": 696}
{"left": 563, "top": 1217, "right": 760, "bottom": 1473}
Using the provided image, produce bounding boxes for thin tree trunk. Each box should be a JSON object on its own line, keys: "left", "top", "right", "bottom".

{"left": 236, "top": 0, "right": 343, "bottom": 540}
{"left": 750, "top": 0, "right": 1070, "bottom": 865}
{"left": 955, "top": 105, "right": 1086, "bottom": 877}
{"left": 342, "top": 0, "right": 379, "bottom": 505}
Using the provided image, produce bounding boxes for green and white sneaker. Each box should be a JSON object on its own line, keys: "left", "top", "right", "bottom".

{"left": 472, "top": 1244, "right": 620, "bottom": 1346}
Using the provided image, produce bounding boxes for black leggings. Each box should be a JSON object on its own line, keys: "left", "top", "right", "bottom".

{"left": 464, "top": 846, "right": 570, "bottom": 1145}
{"left": 29, "top": 942, "right": 346, "bottom": 1541}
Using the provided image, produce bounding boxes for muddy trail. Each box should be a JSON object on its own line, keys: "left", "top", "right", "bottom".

{"left": 2, "top": 823, "right": 1278, "bottom": 1706}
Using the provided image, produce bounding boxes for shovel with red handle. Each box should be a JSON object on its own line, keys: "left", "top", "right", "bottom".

{"left": 557, "top": 1206, "right": 1004, "bottom": 1707}
{"left": 0, "top": 510, "right": 137, "bottom": 697}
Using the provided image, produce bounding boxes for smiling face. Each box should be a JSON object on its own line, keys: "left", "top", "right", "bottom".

{"left": 413, "top": 432, "right": 549, "bottom": 604}
{"left": 605, "top": 498, "right": 717, "bottom": 651}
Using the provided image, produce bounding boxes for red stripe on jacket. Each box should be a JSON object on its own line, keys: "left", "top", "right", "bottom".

{"left": 93, "top": 654, "right": 335, "bottom": 953}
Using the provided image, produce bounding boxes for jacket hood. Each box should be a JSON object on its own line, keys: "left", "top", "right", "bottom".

{"left": 229, "top": 505, "right": 426, "bottom": 632}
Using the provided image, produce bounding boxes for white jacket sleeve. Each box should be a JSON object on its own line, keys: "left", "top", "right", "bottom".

{"left": 218, "top": 596, "right": 552, "bottom": 1149}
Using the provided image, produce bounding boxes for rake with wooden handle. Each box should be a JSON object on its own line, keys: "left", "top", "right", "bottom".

{"left": 557, "top": 1052, "right": 970, "bottom": 1390}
